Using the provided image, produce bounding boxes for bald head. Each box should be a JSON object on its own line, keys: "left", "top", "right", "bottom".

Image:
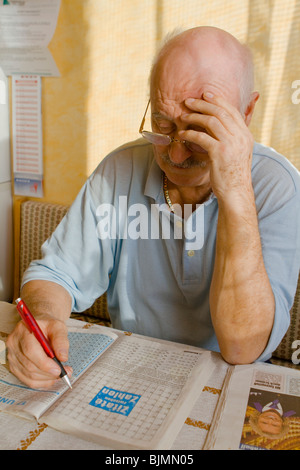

{"left": 150, "top": 27, "right": 254, "bottom": 113}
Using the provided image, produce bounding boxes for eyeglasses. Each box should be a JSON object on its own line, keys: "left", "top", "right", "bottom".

{"left": 139, "top": 99, "right": 204, "bottom": 153}
{"left": 139, "top": 99, "right": 186, "bottom": 146}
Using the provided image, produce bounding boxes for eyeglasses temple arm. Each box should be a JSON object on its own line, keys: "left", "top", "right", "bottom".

{"left": 139, "top": 98, "right": 151, "bottom": 134}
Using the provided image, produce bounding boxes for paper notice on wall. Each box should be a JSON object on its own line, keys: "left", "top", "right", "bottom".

{"left": 0, "top": 0, "right": 61, "bottom": 76}
{"left": 12, "top": 74, "right": 43, "bottom": 197}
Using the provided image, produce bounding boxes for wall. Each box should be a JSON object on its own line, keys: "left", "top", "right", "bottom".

{"left": 39, "top": 0, "right": 157, "bottom": 205}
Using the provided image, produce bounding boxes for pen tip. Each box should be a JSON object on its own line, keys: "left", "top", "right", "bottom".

{"left": 62, "top": 374, "right": 72, "bottom": 389}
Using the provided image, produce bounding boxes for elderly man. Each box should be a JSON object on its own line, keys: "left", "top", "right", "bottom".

{"left": 7, "top": 26, "right": 300, "bottom": 389}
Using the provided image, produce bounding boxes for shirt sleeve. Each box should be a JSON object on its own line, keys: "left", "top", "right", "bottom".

{"left": 22, "top": 170, "right": 117, "bottom": 313}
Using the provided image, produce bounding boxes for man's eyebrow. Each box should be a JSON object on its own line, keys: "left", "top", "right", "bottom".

{"left": 152, "top": 111, "right": 172, "bottom": 120}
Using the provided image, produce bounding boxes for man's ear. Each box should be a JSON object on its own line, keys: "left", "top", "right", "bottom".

{"left": 244, "top": 91, "right": 259, "bottom": 127}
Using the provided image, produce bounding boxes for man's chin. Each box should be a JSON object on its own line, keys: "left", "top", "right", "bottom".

{"left": 164, "top": 165, "right": 210, "bottom": 187}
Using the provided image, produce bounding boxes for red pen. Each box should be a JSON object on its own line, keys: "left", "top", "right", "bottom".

{"left": 15, "top": 298, "right": 72, "bottom": 389}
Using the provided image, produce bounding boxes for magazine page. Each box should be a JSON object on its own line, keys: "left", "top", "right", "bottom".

{"left": 204, "top": 363, "right": 300, "bottom": 450}
{"left": 41, "top": 334, "right": 215, "bottom": 450}
{"left": 0, "top": 324, "right": 117, "bottom": 420}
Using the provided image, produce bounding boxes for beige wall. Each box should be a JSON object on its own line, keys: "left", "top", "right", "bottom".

{"left": 20, "top": 0, "right": 299, "bottom": 205}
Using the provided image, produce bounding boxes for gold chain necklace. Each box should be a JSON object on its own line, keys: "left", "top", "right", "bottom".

{"left": 163, "top": 173, "right": 213, "bottom": 211}
{"left": 163, "top": 173, "right": 174, "bottom": 212}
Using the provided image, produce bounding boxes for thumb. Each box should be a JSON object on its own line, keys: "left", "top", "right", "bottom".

{"left": 47, "top": 319, "right": 69, "bottom": 363}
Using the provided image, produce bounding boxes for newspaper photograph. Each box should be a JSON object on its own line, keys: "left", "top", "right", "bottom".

{"left": 204, "top": 363, "right": 300, "bottom": 450}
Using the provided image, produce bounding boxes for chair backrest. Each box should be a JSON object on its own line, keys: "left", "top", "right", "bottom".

{"left": 14, "top": 199, "right": 110, "bottom": 324}
{"left": 272, "top": 272, "right": 300, "bottom": 364}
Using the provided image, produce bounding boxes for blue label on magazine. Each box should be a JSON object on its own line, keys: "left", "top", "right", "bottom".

{"left": 89, "top": 386, "right": 141, "bottom": 416}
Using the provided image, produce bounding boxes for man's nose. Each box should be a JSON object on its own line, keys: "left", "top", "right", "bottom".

{"left": 168, "top": 140, "right": 192, "bottom": 164}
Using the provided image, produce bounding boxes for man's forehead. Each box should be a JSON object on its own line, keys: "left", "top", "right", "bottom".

{"left": 150, "top": 33, "right": 244, "bottom": 108}
{"left": 150, "top": 73, "right": 205, "bottom": 112}
{"left": 150, "top": 95, "right": 195, "bottom": 119}
{"left": 151, "top": 60, "right": 241, "bottom": 113}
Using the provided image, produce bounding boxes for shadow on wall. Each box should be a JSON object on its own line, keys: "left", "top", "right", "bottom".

{"left": 43, "top": 1, "right": 90, "bottom": 205}
{"left": 246, "top": 0, "right": 300, "bottom": 169}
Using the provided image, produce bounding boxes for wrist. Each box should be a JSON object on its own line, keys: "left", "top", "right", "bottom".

{"left": 216, "top": 182, "right": 256, "bottom": 214}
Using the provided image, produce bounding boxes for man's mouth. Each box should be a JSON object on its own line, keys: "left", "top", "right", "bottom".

{"left": 160, "top": 154, "right": 207, "bottom": 169}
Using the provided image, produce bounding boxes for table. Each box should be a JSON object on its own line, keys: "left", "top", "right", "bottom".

{"left": 0, "top": 301, "right": 228, "bottom": 450}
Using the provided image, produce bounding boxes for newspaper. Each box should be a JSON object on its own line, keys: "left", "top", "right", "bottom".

{"left": 0, "top": 325, "right": 118, "bottom": 420}
{"left": 204, "top": 362, "right": 300, "bottom": 450}
{"left": 0, "top": 315, "right": 214, "bottom": 449}
{"left": 41, "top": 332, "right": 214, "bottom": 449}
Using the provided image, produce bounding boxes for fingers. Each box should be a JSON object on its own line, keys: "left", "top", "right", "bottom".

{"left": 185, "top": 93, "right": 245, "bottom": 126}
{"left": 178, "top": 94, "right": 254, "bottom": 199}
{"left": 6, "top": 318, "right": 71, "bottom": 390}
{"left": 46, "top": 318, "right": 70, "bottom": 363}
{"left": 179, "top": 129, "right": 216, "bottom": 156}
{"left": 179, "top": 93, "right": 252, "bottom": 154}
{"left": 181, "top": 95, "right": 245, "bottom": 140}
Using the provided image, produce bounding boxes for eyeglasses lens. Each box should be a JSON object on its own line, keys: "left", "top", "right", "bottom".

{"left": 141, "top": 131, "right": 205, "bottom": 153}
{"left": 141, "top": 131, "right": 170, "bottom": 146}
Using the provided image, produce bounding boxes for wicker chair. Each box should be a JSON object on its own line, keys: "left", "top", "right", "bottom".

{"left": 271, "top": 272, "right": 300, "bottom": 369}
{"left": 13, "top": 199, "right": 111, "bottom": 326}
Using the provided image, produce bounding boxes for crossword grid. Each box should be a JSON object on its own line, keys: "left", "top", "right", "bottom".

{"left": 66, "top": 331, "right": 114, "bottom": 377}
{"left": 46, "top": 336, "right": 201, "bottom": 441}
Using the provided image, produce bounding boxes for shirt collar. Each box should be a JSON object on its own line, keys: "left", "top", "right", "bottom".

{"left": 144, "top": 148, "right": 164, "bottom": 203}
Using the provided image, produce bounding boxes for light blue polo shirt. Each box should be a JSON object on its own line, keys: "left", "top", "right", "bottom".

{"left": 23, "top": 139, "right": 300, "bottom": 361}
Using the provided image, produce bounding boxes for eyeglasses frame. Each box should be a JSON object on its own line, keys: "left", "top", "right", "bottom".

{"left": 139, "top": 98, "right": 186, "bottom": 145}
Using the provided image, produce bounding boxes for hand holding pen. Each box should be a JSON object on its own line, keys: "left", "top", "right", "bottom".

{"left": 12, "top": 298, "right": 72, "bottom": 389}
